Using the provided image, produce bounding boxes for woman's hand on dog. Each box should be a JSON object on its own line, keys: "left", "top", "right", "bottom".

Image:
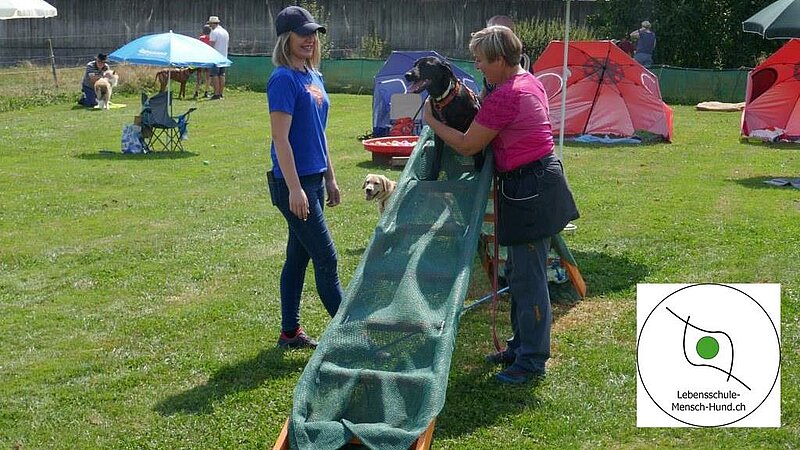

{"left": 325, "top": 179, "right": 341, "bottom": 207}
{"left": 289, "top": 189, "right": 310, "bottom": 221}
{"left": 422, "top": 99, "right": 437, "bottom": 127}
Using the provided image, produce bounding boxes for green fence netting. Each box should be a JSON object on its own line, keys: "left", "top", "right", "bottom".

{"left": 288, "top": 127, "right": 493, "bottom": 450}
{"left": 227, "top": 55, "right": 479, "bottom": 94}
{"left": 228, "top": 56, "right": 749, "bottom": 104}
{"left": 651, "top": 65, "right": 749, "bottom": 104}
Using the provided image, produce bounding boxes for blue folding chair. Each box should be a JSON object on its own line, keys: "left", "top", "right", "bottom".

{"left": 140, "top": 92, "right": 196, "bottom": 152}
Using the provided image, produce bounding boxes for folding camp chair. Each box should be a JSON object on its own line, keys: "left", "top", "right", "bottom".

{"left": 139, "top": 92, "right": 196, "bottom": 152}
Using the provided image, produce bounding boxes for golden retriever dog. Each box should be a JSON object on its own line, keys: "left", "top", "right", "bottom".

{"left": 94, "top": 70, "right": 119, "bottom": 110}
{"left": 362, "top": 173, "right": 397, "bottom": 214}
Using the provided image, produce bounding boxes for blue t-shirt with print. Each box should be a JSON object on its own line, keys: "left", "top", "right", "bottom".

{"left": 267, "top": 66, "right": 330, "bottom": 179}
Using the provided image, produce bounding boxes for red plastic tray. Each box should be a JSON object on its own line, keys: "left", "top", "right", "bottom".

{"left": 362, "top": 136, "right": 419, "bottom": 157}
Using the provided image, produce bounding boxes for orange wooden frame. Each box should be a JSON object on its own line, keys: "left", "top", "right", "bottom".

{"left": 273, "top": 417, "right": 436, "bottom": 450}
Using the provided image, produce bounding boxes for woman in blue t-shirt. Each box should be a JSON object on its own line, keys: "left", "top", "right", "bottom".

{"left": 267, "top": 6, "right": 342, "bottom": 349}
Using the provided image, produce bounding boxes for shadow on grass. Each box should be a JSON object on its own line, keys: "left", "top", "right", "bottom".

{"left": 571, "top": 250, "right": 649, "bottom": 297}
{"left": 436, "top": 363, "right": 543, "bottom": 440}
{"left": 154, "top": 347, "right": 307, "bottom": 416}
{"left": 75, "top": 150, "right": 198, "bottom": 160}
{"left": 70, "top": 104, "right": 133, "bottom": 112}
{"left": 434, "top": 250, "right": 645, "bottom": 440}
{"left": 355, "top": 159, "right": 403, "bottom": 171}
{"left": 731, "top": 176, "right": 800, "bottom": 190}
{"left": 565, "top": 141, "right": 648, "bottom": 149}
{"left": 564, "top": 138, "right": 667, "bottom": 148}
{"left": 739, "top": 139, "right": 800, "bottom": 151}
{"left": 343, "top": 246, "right": 367, "bottom": 257}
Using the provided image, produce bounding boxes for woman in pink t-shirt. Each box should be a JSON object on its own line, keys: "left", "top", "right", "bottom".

{"left": 424, "top": 25, "right": 578, "bottom": 385}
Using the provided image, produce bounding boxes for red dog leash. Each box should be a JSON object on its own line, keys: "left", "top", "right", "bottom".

{"left": 490, "top": 175, "right": 503, "bottom": 353}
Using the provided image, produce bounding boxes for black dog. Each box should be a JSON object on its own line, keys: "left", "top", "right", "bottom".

{"left": 404, "top": 56, "right": 482, "bottom": 179}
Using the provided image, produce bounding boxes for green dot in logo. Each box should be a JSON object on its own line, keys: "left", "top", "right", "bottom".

{"left": 696, "top": 336, "right": 719, "bottom": 359}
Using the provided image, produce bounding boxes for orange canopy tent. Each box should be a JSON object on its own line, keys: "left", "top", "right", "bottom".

{"left": 741, "top": 38, "right": 800, "bottom": 138}
{"left": 533, "top": 40, "right": 673, "bottom": 142}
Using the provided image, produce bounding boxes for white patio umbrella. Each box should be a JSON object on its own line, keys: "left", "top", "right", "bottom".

{"left": 0, "top": 0, "right": 57, "bottom": 20}
{"left": 1, "top": 0, "right": 58, "bottom": 85}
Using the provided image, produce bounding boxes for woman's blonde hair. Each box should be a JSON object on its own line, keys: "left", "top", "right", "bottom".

{"left": 469, "top": 25, "right": 522, "bottom": 67}
{"left": 271, "top": 31, "right": 322, "bottom": 70}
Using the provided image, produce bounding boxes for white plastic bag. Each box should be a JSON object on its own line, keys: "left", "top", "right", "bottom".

{"left": 121, "top": 124, "right": 145, "bottom": 154}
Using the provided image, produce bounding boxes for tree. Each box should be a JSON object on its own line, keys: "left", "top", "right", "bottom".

{"left": 589, "top": 0, "right": 782, "bottom": 68}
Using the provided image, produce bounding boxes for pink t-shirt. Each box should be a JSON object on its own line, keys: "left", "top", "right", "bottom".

{"left": 474, "top": 72, "right": 554, "bottom": 172}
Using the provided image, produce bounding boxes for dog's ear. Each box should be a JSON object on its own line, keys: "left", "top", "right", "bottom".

{"left": 442, "top": 60, "right": 455, "bottom": 79}
{"left": 378, "top": 176, "right": 389, "bottom": 192}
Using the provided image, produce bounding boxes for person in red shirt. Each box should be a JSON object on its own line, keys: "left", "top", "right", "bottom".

{"left": 194, "top": 24, "right": 212, "bottom": 99}
{"left": 617, "top": 35, "right": 635, "bottom": 58}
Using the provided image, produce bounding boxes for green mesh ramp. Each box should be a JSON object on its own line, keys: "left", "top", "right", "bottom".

{"left": 289, "top": 127, "right": 493, "bottom": 450}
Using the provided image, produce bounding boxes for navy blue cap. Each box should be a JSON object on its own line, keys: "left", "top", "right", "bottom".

{"left": 275, "top": 6, "right": 326, "bottom": 36}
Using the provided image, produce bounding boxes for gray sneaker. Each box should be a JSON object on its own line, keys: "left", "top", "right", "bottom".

{"left": 277, "top": 329, "right": 318, "bottom": 349}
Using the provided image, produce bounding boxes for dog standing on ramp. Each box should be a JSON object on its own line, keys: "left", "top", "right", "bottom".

{"left": 362, "top": 174, "right": 397, "bottom": 214}
{"left": 94, "top": 70, "right": 119, "bottom": 110}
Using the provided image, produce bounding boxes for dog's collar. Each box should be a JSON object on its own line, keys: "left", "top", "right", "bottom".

{"left": 434, "top": 80, "right": 455, "bottom": 102}
{"left": 432, "top": 80, "right": 461, "bottom": 113}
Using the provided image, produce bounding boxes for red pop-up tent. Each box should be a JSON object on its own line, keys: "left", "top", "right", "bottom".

{"left": 741, "top": 38, "right": 800, "bottom": 138}
{"left": 533, "top": 40, "right": 673, "bottom": 141}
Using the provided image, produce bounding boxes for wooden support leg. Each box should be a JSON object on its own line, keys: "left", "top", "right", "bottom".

{"left": 273, "top": 417, "right": 436, "bottom": 450}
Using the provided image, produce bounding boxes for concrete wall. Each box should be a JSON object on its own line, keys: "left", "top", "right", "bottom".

{"left": 0, "top": 0, "right": 596, "bottom": 66}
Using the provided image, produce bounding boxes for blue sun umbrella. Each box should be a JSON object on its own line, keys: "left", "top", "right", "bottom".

{"left": 109, "top": 31, "right": 231, "bottom": 114}
{"left": 108, "top": 30, "right": 231, "bottom": 68}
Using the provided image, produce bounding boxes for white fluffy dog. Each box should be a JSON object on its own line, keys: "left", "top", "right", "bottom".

{"left": 94, "top": 70, "right": 119, "bottom": 110}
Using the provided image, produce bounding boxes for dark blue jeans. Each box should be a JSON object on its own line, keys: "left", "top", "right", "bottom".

{"left": 268, "top": 171, "right": 343, "bottom": 332}
{"left": 504, "top": 235, "right": 552, "bottom": 374}
{"left": 78, "top": 84, "right": 97, "bottom": 107}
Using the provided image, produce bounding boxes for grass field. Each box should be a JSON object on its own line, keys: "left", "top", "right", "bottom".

{"left": 1, "top": 92, "right": 798, "bottom": 449}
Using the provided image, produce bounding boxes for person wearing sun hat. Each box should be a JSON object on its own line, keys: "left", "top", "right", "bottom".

{"left": 207, "top": 15, "right": 229, "bottom": 99}
{"left": 266, "top": 6, "right": 341, "bottom": 350}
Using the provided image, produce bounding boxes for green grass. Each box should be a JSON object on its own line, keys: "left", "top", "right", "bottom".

{"left": 1, "top": 94, "right": 798, "bottom": 449}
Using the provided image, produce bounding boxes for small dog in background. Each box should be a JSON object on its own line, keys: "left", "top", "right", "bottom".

{"left": 94, "top": 69, "right": 119, "bottom": 110}
{"left": 156, "top": 67, "right": 197, "bottom": 99}
{"left": 362, "top": 173, "right": 397, "bottom": 214}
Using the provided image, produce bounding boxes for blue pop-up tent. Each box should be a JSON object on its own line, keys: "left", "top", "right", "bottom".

{"left": 372, "top": 50, "right": 479, "bottom": 137}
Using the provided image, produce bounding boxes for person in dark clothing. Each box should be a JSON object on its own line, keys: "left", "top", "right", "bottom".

{"left": 77, "top": 53, "right": 110, "bottom": 107}
{"left": 617, "top": 35, "right": 635, "bottom": 57}
{"left": 630, "top": 20, "right": 656, "bottom": 67}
